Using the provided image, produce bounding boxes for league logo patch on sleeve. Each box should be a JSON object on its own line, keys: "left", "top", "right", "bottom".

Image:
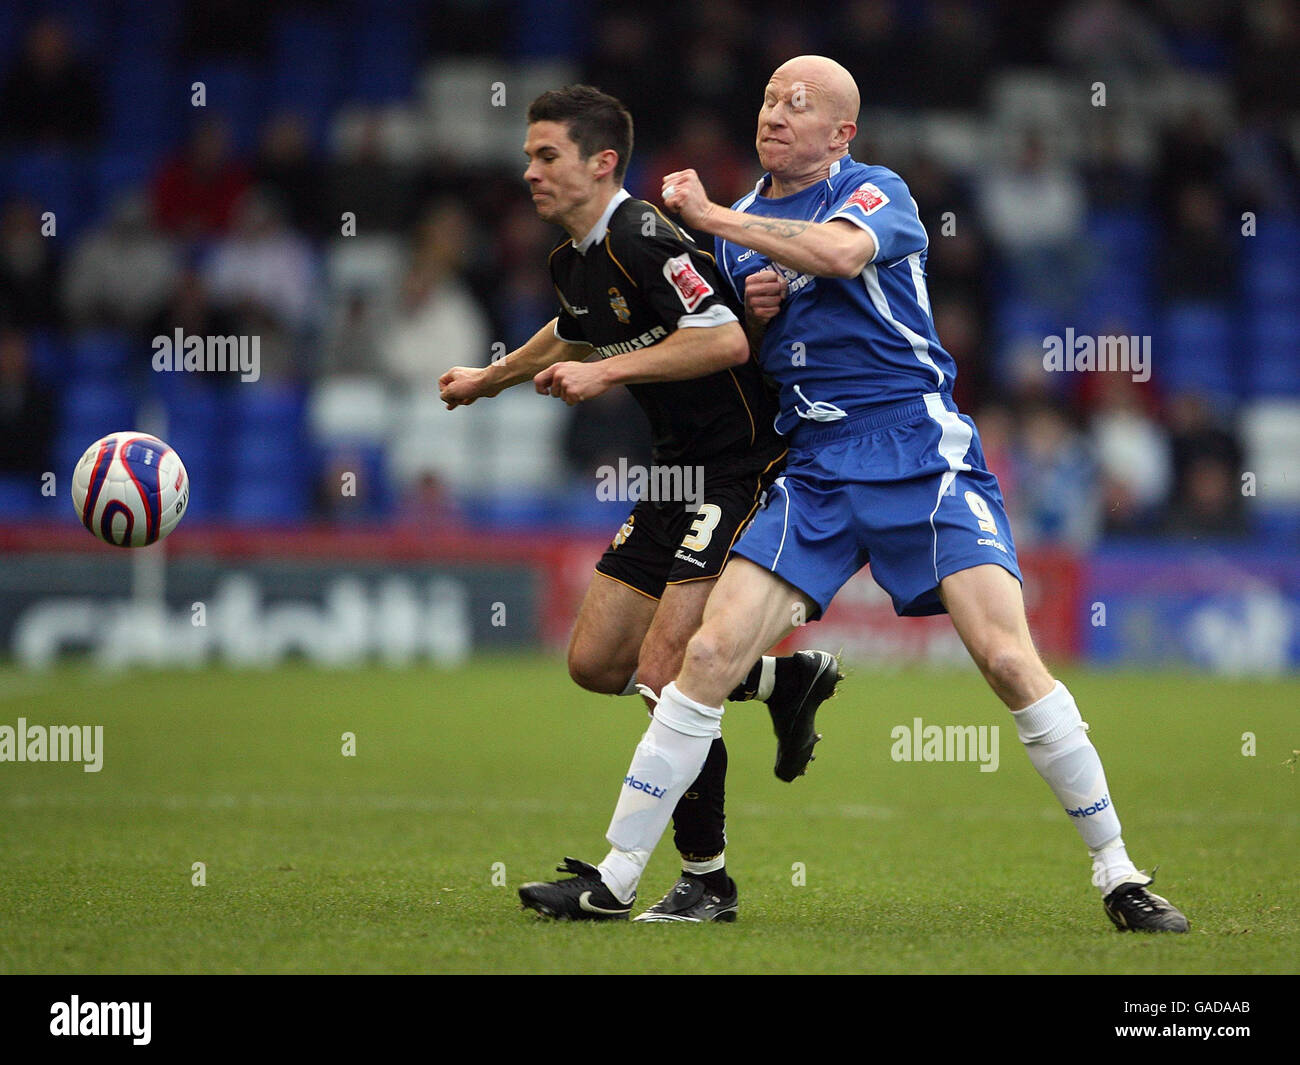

{"left": 663, "top": 253, "right": 714, "bottom": 312}
{"left": 845, "top": 182, "right": 890, "bottom": 216}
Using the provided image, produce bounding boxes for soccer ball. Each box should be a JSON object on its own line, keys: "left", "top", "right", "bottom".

{"left": 71, "top": 432, "right": 190, "bottom": 547}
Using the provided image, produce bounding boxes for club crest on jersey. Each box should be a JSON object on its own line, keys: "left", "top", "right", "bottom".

{"left": 663, "top": 253, "right": 713, "bottom": 312}
{"left": 608, "top": 286, "right": 631, "bottom": 324}
{"left": 845, "top": 182, "right": 890, "bottom": 216}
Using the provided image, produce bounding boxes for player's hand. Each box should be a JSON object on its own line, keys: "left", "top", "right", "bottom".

{"left": 744, "top": 267, "right": 787, "bottom": 322}
{"left": 662, "top": 169, "right": 717, "bottom": 230}
{"left": 534, "top": 361, "right": 611, "bottom": 405}
{"left": 439, "top": 365, "right": 496, "bottom": 409}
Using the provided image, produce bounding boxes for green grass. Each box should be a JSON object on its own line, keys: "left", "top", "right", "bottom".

{"left": 0, "top": 657, "right": 1295, "bottom": 974}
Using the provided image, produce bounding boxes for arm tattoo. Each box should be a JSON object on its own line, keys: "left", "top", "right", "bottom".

{"left": 741, "top": 216, "right": 811, "bottom": 239}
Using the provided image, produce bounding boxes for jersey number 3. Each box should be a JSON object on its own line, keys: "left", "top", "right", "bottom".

{"left": 682, "top": 503, "right": 722, "bottom": 552}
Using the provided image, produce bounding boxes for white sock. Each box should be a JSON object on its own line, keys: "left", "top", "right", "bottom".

{"left": 598, "top": 847, "right": 650, "bottom": 904}
{"left": 756, "top": 656, "right": 776, "bottom": 701}
{"left": 1013, "top": 682, "right": 1130, "bottom": 859}
{"left": 598, "top": 681, "right": 723, "bottom": 902}
{"left": 682, "top": 852, "right": 725, "bottom": 876}
{"left": 1089, "top": 837, "right": 1143, "bottom": 896}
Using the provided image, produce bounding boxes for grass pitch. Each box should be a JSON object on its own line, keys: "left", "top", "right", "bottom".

{"left": 0, "top": 656, "right": 1295, "bottom": 974}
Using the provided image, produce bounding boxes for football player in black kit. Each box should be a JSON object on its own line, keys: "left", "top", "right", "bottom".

{"left": 440, "top": 86, "right": 842, "bottom": 922}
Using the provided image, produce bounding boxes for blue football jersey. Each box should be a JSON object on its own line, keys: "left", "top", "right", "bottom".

{"left": 717, "top": 157, "right": 958, "bottom": 436}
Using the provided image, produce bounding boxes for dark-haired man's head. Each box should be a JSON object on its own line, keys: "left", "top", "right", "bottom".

{"left": 523, "top": 86, "right": 633, "bottom": 236}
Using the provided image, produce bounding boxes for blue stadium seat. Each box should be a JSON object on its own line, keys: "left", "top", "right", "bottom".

{"left": 1245, "top": 308, "right": 1300, "bottom": 396}
{"left": 1080, "top": 289, "right": 1154, "bottom": 338}
{"left": 188, "top": 62, "right": 265, "bottom": 156}
{"left": 0, "top": 4, "right": 20, "bottom": 82}
{"left": 58, "top": 381, "right": 138, "bottom": 437}
{"left": 1087, "top": 208, "right": 1156, "bottom": 265}
{"left": 70, "top": 330, "right": 131, "bottom": 381}
{"left": 158, "top": 378, "right": 227, "bottom": 520}
{"left": 115, "top": 0, "right": 182, "bottom": 52}
{"left": 1242, "top": 245, "right": 1300, "bottom": 307}
{"left": 269, "top": 13, "right": 343, "bottom": 145}
{"left": 1242, "top": 216, "right": 1300, "bottom": 308}
{"left": 231, "top": 382, "right": 306, "bottom": 430}
{"left": 0, "top": 473, "right": 41, "bottom": 518}
{"left": 463, "top": 493, "right": 565, "bottom": 530}
{"left": 995, "top": 296, "right": 1060, "bottom": 348}
{"left": 54, "top": 381, "right": 139, "bottom": 482}
{"left": 225, "top": 479, "right": 310, "bottom": 524}
{"left": 348, "top": 19, "right": 417, "bottom": 103}
{"left": 106, "top": 62, "right": 182, "bottom": 154}
{"left": 3, "top": 149, "right": 85, "bottom": 241}
{"left": 1160, "top": 303, "right": 1237, "bottom": 397}
{"left": 91, "top": 150, "right": 156, "bottom": 220}
{"left": 1249, "top": 505, "right": 1300, "bottom": 545}
{"left": 1251, "top": 217, "right": 1300, "bottom": 255}
{"left": 25, "top": 329, "right": 65, "bottom": 387}
{"left": 227, "top": 384, "right": 308, "bottom": 493}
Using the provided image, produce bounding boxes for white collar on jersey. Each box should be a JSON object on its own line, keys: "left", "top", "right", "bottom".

{"left": 573, "top": 187, "right": 631, "bottom": 254}
{"left": 752, "top": 155, "right": 849, "bottom": 199}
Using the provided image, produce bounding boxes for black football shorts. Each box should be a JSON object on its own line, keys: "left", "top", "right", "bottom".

{"left": 595, "top": 458, "right": 784, "bottom": 600}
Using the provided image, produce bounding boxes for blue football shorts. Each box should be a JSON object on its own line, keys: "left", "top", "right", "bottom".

{"left": 729, "top": 392, "right": 1022, "bottom": 619}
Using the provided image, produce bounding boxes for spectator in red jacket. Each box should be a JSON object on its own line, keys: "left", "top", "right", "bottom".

{"left": 151, "top": 117, "right": 250, "bottom": 239}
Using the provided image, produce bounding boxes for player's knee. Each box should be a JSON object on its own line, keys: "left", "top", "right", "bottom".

{"left": 982, "top": 642, "right": 1042, "bottom": 699}
{"left": 567, "top": 647, "right": 626, "bottom": 695}
{"left": 681, "top": 625, "right": 735, "bottom": 681}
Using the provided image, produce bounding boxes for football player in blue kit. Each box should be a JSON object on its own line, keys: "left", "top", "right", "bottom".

{"left": 541, "top": 55, "right": 1187, "bottom": 932}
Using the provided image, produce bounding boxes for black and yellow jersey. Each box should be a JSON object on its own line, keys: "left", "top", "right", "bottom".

{"left": 549, "top": 189, "right": 784, "bottom": 477}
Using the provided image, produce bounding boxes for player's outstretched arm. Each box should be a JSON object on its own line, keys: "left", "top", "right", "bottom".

{"left": 439, "top": 318, "right": 591, "bottom": 409}
{"left": 663, "top": 169, "right": 876, "bottom": 279}
{"left": 535, "top": 321, "right": 749, "bottom": 406}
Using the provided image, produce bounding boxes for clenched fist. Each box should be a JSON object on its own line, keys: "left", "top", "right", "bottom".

{"left": 534, "top": 361, "right": 612, "bottom": 405}
{"left": 744, "top": 267, "right": 787, "bottom": 322}
{"left": 439, "top": 365, "right": 499, "bottom": 410}
{"left": 661, "top": 168, "right": 717, "bottom": 230}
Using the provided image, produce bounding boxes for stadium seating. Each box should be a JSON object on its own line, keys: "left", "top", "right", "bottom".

{"left": 3, "top": 149, "right": 85, "bottom": 241}
{"left": 1160, "top": 303, "right": 1237, "bottom": 398}
{"left": 269, "top": 12, "right": 343, "bottom": 148}
{"left": 0, "top": 473, "right": 40, "bottom": 518}
{"left": 1245, "top": 308, "right": 1300, "bottom": 396}
{"left": 54, "top": 381, "right": 139, "bottom": 481}
{"left": 69, "top": 330, "right": 131, "bottom": 382}
{"left": 1242, "top": 218, "right": 1300, "bottom": 308}
{"left": 347, "top": 18, "right": 418, "bottom": 104}
{"left": 187, "top": 62, "right": 264, "bottom": 156}
{"left": 104, "top": 60, "right": 181, "bottom": 155}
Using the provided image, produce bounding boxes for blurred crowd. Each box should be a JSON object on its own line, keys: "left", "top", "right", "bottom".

{"left": 0, "top": 0, "right": 1297, "bottom": 542}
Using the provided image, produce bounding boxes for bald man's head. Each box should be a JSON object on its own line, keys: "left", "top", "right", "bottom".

{"left": 772, "top": 55, "right": 860, "bottom": 126}
{"left": 756, "top": 56, "right": 860, "bottom": 186}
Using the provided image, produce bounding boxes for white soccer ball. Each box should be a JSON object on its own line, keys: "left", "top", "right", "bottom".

{"left": 70, "top": 432, "right": 190, "bottom": 547}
